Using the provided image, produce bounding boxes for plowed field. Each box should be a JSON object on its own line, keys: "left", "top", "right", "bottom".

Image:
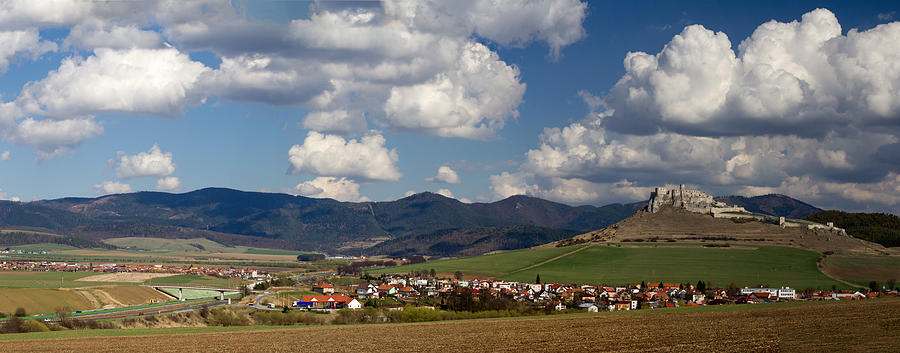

{"left": 6, "top": 299, "right": 899, "bottom": 352}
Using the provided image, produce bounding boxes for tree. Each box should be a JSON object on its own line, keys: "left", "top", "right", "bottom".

{"left": 430, "top": 268, "right": 436, "bottom": 278}
{"left": 13, "top": 307, "right": 26, "bottom": 318}
{"left": 696, "top": 280, "right": 706, "bottom": 292}
{"left": 535, "top": 274, "right": 541, "bottom": 284}
{"left": 868, "top": 281, "right": 879, "bottom": 292}
{"left": 887, "top": 279, "right": 896, "bottom": 291}
{"left": 454, "top": 270, "right": 463, "bottom": 280}
{"left": 640, "top": 280, "right": 646, "bottom": 289}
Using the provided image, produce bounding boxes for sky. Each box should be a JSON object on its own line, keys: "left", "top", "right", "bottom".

{"left": 0, "top": 1, "right": 898, "bottom": 214}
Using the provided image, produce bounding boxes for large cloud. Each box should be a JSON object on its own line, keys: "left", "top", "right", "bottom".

{"left": 18, "top": 47, "right": 209, "bottom": 119}
{"left": 114, "top": 144, "right": 176, "bottom": 178}
{"left": 196, "top": 2, "right": 572, "bottom": 139}
{"left": 603, "top": 9, "right": 900, "bottom": 137}
{"left": 492, "top": 9, "right": 900, "bottom": 213}
{"left": 288, "top": 131, "right": 401, "bottom": 181}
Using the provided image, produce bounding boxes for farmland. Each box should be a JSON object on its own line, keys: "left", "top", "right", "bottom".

{"left": 0, "top": 288, "right": 93, "bottom": 313}
{"left": 0, "top": 271, "right": 237, "bottom": 313}
{"left": 1, "top": 299, "right": 897, "bottom": 352}
{"left": 373, "top": 244, "right": 849, "bottom": 289}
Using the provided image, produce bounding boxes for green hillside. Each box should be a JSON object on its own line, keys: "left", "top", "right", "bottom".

{"left": 805, "top": 210, "right": 900, "bottom": 247}
{"left": 373, "top": 244, "right": 848, "bottom": 289}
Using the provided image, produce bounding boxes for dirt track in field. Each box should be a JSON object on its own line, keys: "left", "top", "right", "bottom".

{"left": 7, "top": 299, "right": 899, "bottom": 352}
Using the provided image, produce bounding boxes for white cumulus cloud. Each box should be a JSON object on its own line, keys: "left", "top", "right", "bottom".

{"left": 155, "top": 176, "right": 181, "bottom": 191}
{"left": 93, "top": 180, "right": 132, "bottom": 195}
{"left": 18, "top": 47, "right": 209, "bottom": 119}
{"left": 114, "top": 144, "right": 176, "bottom": 178}
{"left": 295, "top": 176, "right": 370, "bottom": 202}
{"left": 426, "top": 165, "right": 461, "bottom": 184}
{"left": 288, "top": 131, "right": 401, "bottom": 181}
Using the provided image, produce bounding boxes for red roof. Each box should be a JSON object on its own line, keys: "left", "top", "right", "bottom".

{"left": 300, "top": 294, "right": 353, "bottom": 303}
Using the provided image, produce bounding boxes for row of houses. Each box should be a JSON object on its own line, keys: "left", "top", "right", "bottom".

{"left": 308, "top": 275, "right": 892, "bottom": 312}
{"left": 0, "top": 260, "right": 269, "bottom": 280}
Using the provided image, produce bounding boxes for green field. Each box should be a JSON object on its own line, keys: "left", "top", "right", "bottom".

{"left": 0, "top": 272, "right": 235, "bottom": 289}
{"left": 374, "top": 244, "right": 848, "bottom": 289}
{"left": 0, "top": 288, "right": 94, "bottom": 314}
{"left": 102, "top": 237, "right": 241, "bottom": 253}
{"left": 373, "top": 245, "right": 583, "bottom": 278}
{"left": 6, "top": 243, "right": 80, "bottom": 252}
{"left": 0, "top": 272, "right": 122, "bottom": 288}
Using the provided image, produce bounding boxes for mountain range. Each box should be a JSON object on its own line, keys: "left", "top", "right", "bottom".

{"left": 0, "top": 188, "right": 823, "bottom": 255}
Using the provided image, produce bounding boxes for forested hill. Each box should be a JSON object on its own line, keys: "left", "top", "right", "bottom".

{"left": 1, "top": 188, "right": 643, "bottom": 252}
{"left": 804, "top": 210, "right": 900, "bottom": 247}
{"left": 715, "top": 194, "right": 822, "bottom": 218}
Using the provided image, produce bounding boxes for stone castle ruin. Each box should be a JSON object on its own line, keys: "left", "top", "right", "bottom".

{"left": 646, "top": 184, "right": 717, "bottom": 213}
{"left": 645, "top": 184, "right": 847, "bottom": 236}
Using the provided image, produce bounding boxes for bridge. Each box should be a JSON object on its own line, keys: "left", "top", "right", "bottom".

{"left": 145, "top": 285, "right": 240, "bottom": 301}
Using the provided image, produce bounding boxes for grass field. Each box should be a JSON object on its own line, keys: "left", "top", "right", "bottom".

{"left": 374, "top": 244, "right": 848, "bottom": 289}
{"left": 372, "top": 245, "right": 585, "bottom": 278}
{"left": 1, "top": 299, "right": 896, "bottom": 352}
{"left": 7, "top": 243, "right": 79, "bottom": 251}
{"left": 0, "top": 288, "right": 93, "bottom": 314}
{"left": 102, "top": 238, "right": 239, "bottom": 253}
{"left": 0, "top": 272, "right": 123, "bottom": 288}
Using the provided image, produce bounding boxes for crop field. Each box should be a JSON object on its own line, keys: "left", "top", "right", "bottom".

{"left": 823, "top": 255, "right": 900, "bottom": 283}
{"left": 75, "top": 286, "right": 171, "bottom": 308}
{"left": 371, "top": 245, "right": 587, "bottom": 278}
{"left": 158, "top": 288, "right": 225, "bottom": 300}
{"left": 7, "top": 243, "right": 79, "bottom": 251}
{"left": 376, "top": 244, "right": 847, "bottom": 289}
{"left": 0, "top": 288, "right": 93, "bottom": 314}
{"left": 0, "top": 272, "right": 122, "bottom": 288}
{"left": 2, "top": 299, "right": 897, "bottom": 352}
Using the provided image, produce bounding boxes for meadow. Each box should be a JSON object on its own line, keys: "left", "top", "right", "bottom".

{"left": 374, "top": 244, "right": 848, "bottom": 289}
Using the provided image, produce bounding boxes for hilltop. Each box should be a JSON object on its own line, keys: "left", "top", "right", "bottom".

{"left": 558, "top": 186, "right": 888, "bottom": 256}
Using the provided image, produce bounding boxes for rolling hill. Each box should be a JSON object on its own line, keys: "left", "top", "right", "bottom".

{"left": 1, "top": 188, "right": 644, "bottom": 253}
{"left": 714, "top": 194, "right": 822, "bottom": 218}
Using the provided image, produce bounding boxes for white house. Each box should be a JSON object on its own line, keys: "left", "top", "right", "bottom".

{"left": 740, "top": 286, "right": 796, "bottom": 299}
{"left": 347, "top": 298, "right": 362, "bottom": 310}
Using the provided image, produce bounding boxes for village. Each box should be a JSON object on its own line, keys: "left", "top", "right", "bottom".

{"left": 0, "top": 260, "right": 269, "bottom": 281}
{"left": 284, "top": 274, "right": 896, "bottom": 313}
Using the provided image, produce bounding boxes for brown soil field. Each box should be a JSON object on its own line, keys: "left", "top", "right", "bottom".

{"left": 561, "top": 207, "right": 893, "bottom": 256}
{"left": 203, "top": 252, "right": 297, "bottom": 262}
{"left": 0, "top": 288, "right": 93, "bottom": 314}
{"left": 75, "top": 286, "right": 171, "bottom": 308}
{"left": 7, "top": 299, "right": 899, "bottom": 352}
{"left": 77, "top": 273, "right": 177, "bottom": 283}
{"left": 823, "top": 254, "right": 900, "bottom": 282}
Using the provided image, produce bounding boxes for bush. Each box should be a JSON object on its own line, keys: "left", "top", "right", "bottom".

{"left": 20, "top": 320, "right": 50, "bottom": 333}
{"left": 206, "top": 308, "right": 250, "bottom": 327}
{"left": 14, "top": 307, "right": 26, "bottom": 317}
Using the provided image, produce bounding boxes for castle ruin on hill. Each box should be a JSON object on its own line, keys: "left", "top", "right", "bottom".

{"left": 647, "top": 184, "right": 721, "bottom": 213}
{"left": 645, "top": 184, "right": 846, "bottom": 236}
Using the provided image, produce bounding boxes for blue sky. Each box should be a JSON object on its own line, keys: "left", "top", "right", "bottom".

{"left": 0, "top": 1, "right": 898, "bottom": 214}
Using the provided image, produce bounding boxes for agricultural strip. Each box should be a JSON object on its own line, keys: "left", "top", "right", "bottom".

{"left": 377, "top": 244, "right": 847, "bottom": 289}
{"left": 3, "top": 299, "right": 897, "bottom": 352}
